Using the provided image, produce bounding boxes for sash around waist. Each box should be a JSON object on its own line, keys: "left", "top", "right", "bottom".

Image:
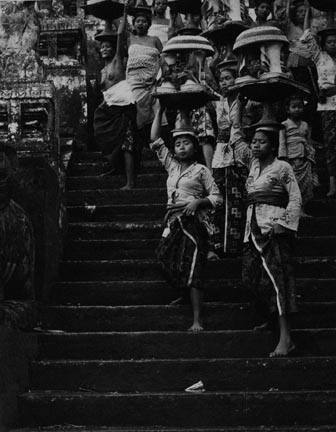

{"left": 247, "top": 191, "right": 289, "bottom": 208}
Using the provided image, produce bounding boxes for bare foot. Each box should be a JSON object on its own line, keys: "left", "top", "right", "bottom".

{"left": 120, "top": 184, "right": 135, "bottom": 191}
{"left": 269, "top": 339, "right": 296, "bottom": 358}
{"left": 207, "top": 251, "right": 220, "bottom": 261}
{"left": 327, "top": 189, "right": 336, "bottom": 198}
{"left": 188, "top": 322, "right": 204, "bottom": 332}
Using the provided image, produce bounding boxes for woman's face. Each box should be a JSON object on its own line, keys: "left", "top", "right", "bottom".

{"left": 154, "top": 0, "right": 167, "bottom": 16}
{"left": 251, "top": 131, "right": 274, "bottom": 160}
{"left": 134, "top": 15, "right": 150, "bottom": 36}
{"left": 295, "top": 5, "right": 306, "bottom": 25}
{"left": 256, "top": 2, "right": 271, "bottom": 21}
{"left": 325, "top": 35, "right": 336, "bottom": 56}
{"left": 174, "top": 136, "right": 195, "bottom": 161}
{"left": 219, "top": 69, "right": 235, "bottom": 93}
{"left": 100, "top": 41, "right": 115, "bottom": 60}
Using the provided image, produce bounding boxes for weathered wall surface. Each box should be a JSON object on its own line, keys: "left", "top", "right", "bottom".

{"left": 0, "top": 326, "right": 38, "bottom": 429}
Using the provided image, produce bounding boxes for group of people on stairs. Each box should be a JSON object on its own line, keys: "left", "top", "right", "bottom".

{"left": 92, "top": 0, "right": 336, "bottom": 359}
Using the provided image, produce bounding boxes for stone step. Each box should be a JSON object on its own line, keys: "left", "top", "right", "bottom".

{"left": 71, "top": 149, "right": 157, "bottom": 163}
{"left": 30, "top": 356, "right": 336, "bottom": 393}
{"left": 38, "top": 329, "right": 336, "bottom": 360}
{"left": 66, "top": 188, "right": 167, "bottom": 206}
{"left": 18, "top": 390, "right": 336, "bottom": 427}
{"left": 64, "top": 236, "right": 336, "bottom": 259}
{"left": 9, "top": 427, "right": 336, "bottom": 432}
{"left": 67, "top": 204, "right": 166, "bottom": 222}
{"left": 52, "top": 279, "right": 336, "bottom": 306}
{"left": 67, "top": 174, "right": 167, "bottom": 191}
{"left": 67, "top": 218, "right": 336, "bottom": 240}
{"left": 59, "top": 257, "right": 336, "bottom": 282}
{"left": 69, "top": 161, "right": 163, "bottom": 177}
{"left": 41, "top": 303, "right": 336, "bottom": 332}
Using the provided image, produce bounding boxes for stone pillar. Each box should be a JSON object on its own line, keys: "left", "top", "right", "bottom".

{"left": 37, "top": 0, "right": 89, "bottom": 155}
{"left": 0, "top": 0, "right": 66, "bottom": 302}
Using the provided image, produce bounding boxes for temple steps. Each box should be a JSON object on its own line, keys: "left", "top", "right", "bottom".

{"left": 52, "top": 279, "right": 336, "bottom": 306}
{"left": 59, "top": 257, "right": 336, "bottom": 281}
{"left": 67, "top": 173, "right": 167, "bottom": 190}
{"left": 40, "top": 303, "right": 336, "bottom": 332}
{"left": 36, "top": 329, "right": 336, "bottom": 360}
{"left": 29, "top": 356, "right": 336, "bottom": 392}
{"left": 69, "top": 160, "right": 163, "bottom": 176}
{"left": 63, "top": 236, "right": 336, "bottom": 259}
{"left": 10, "top": 427, "right": 336, "bottom": 432}
{"left": 66, "top": 218, "right": 336, "bottom": 239}
{"left": 16, "top": 390, "right": 336, "bottom": 427}
{"left": 67, "top": 203, "right": 166, "bottom": 222}
{"left": 15, "top": 150, "right": 336, "bottom": 430}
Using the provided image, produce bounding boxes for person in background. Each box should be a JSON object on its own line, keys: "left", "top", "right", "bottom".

{"left": 315, "top": 26, "right": 336, "bottom": 197}
{"left": 150, "top": 104, "right": 223, "bottom": 332}
{"left": 231, "top": 104, "right": 302, "bottom": 358}
{"left": 127, "top": 4, "right": 163, "bottom": 141}
{"left": 279, "top": 94, "right": 316, "bottom": 212}
{"left": 253, "top": 0, "right": 273, "bottom": 26}
{"left": 94, "top": 1, "right": 138, "bottom": 189}
{"left": 212, "top": 60, "right": 248, "bottom": 255}
{"left": 148, "top": 0, "right": 170, "bottom": 45}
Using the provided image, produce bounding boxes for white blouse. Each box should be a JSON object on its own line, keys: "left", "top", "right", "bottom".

{"left": 150, "top": 138, "right": 223, "bottom": 209}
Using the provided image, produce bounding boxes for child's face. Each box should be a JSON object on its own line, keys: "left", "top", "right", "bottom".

{"left": 288, "top": 99, "right": 304, "bottom": 119}
{"left": 219, "top": 69, "right": 235, "bottom": 93}
{"left": 325, "top": 35, "right": 336, "bottom": 57}
{"left": 295, "top": 5, "right": 306, "bottom": 25}
{"left": 256, "top": 3, "right": 271, "bottom": 21}
{"left": 174, "top": 136, "right": 196, "bottom": 161}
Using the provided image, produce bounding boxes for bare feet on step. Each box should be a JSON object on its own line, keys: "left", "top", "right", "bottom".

{"left": 188, "top": 321, "right": 204, "bottom": 332}
{"left": 120, "top": 183, "right": 135, "bottom": 190}
{"left": 207, "top": 251, "right": 220, "bottom": 261}
{"left": 269, "top": 338, "right": 295, "bottom": 358}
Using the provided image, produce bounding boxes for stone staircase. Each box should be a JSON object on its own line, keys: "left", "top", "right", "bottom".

{"left": 12, "top": 149, "right": 336, "bottom": 431}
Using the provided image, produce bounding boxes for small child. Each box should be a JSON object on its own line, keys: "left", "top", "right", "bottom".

{"left": 279, "top": 94, "right": 316, "bottom": 213}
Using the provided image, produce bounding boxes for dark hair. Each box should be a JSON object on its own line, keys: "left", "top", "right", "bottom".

{"left": 320, "top": 32, "right": 336, "bottom": 51}
{"left": 289, "top": 1, "right": 305, "bottom": 25}
{"left": 173, "top": 134, "right": 204, "bottom": 164}
{"left": 132, "top": 13, "right": 152, "bottom": 28}
{"left": 286, "top": 93, "right": 304, "bottom": 108}
{"left": 253, "top": 129, "right": 279, "bottom": 154}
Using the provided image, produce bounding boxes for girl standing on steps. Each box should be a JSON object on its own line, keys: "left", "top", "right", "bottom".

{"left": 150, "top": 104, "right": 223, "bottom": 332}
{"left": 93, "top": 1, "right": 138, "bottom": 190}
{"left": 231, "top": 100, "right": 302, "bottom": 358}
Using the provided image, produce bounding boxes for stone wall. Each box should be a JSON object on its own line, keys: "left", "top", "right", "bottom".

{"left": 0, "top": 326, "right": 38, "bottom": 429}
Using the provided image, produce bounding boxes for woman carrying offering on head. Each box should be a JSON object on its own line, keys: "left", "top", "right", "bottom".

{"left": 232, "top": 102, "right": 302, "bottom": 357}
{"left": 93, "top": 1, "right": 138, "bottom": 189}
{"left": 150, "top": 103, "right": 223, "bottom": 332}
{"left": 148, "top": 0, "right": 170, "bottom": 46}
{"left": 126, "top": 3, "right": 163, "bottom": 137}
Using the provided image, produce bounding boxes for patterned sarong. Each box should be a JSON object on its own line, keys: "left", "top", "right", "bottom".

{"left": 242, "top": 210, "right": 297, "bottom": 319}
{"left": 157, "top": 213, "right": 208, "bottom": 293}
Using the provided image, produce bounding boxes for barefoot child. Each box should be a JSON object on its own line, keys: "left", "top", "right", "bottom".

{"left": 279, "top": 94, "right": 316, "bottom": 212}
{"left": 150, "top": 104, "right": 223, "bottom": 332}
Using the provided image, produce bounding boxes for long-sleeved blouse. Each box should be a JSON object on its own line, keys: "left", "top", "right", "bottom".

{"left": 150, "top": 138, "right": 223, "bottom": 209}
{"left": 232, "top": 140, "right": 302, "bottom": 242}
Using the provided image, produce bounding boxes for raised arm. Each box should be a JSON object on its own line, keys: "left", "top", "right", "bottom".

{"left": 116, "top": 0, "right": 129, "bottom": 58}
{"left": 150, "top": 104, "right": 176, "bottom": 172}
{"left": 150, "top": 103, "right": 164, "bottom": 142}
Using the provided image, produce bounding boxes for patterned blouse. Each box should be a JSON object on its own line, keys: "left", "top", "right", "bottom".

{"left": 279, "top": 118, "right": 314, "bottom": 161}
{"left": 150, "top": 138, "right": 223, "bottom": 209}
{"left": 233, "top": 141, "right": 302, "bottom": 242}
